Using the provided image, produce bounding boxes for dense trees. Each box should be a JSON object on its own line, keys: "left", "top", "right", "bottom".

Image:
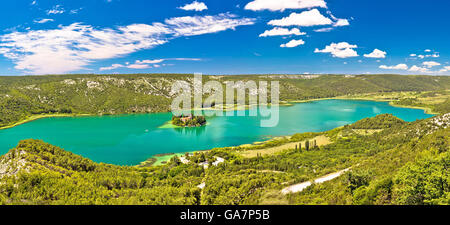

{"left": 1, "top": 74, "right": 449, "bottom": 128}
{"left": 348, "top": 114, "right": 406, "bottom": 129}
{"left": 172, "top": 115, "right": 206, "bottom": 127}
{"left": 1, "top": 112, "right": 448, "bottom": 205}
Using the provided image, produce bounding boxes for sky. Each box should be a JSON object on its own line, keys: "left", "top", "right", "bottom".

{"left": 0, "top": 0, "right": 449, "bottom": 76}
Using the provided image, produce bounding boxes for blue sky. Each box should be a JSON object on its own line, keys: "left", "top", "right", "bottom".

{"left": 0, "top": 0, "right": 449, "bottom": 75}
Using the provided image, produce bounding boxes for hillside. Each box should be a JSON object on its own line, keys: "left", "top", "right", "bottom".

{"left": 1, "top": 74, "right": 449, "bottom": 128}
{"left": 348, "top": 114, "right": 406, "bottom": 129}
{"left": 1, "top": 113, "right": 448, "bottom": 205}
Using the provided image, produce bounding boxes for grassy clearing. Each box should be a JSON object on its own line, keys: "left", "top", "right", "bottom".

{"left": 238, "top": 135, "right": 331, "bottom": 158}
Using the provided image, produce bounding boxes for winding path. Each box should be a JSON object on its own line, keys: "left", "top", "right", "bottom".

{"left": 281, "top": 168, "right": 351, "bottom": 194}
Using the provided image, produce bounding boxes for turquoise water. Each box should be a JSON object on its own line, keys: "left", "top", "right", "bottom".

{"left": 0, "top": 100, "right": 433, "bottom": 165}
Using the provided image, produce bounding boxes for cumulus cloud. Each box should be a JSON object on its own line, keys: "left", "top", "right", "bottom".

{"left": 364, "top": 49, "right": 387, "bottom": 58}
{"left": 178, "top": 1, "right": 208, "bottom": 11}
{"left": 0, "top": 14, "right": 254, "bottom": 74}
{"left": 259, "top": 27, "right": 305, "bottom": 37}
{"left": 268, "top": 9, "right": 332, "bottom": 27}
{"left": 409, "top": 65, "right": 429, "bottom": 73}
{"left": 422, "top": 61, "right": 441, "bottom": 68}
{"left": 333, "top": 18, "right": 349, "bottom": 27}
{"left": 410, "top": 52, "right": 440, "bottom": 59}
{"left": 99, "top": 64, "right": 125, "bottom": 71}
{"left": 245, "top": 0, "right": 327, "bottom": 12}
{"left": 439, "top": 66, "right": 450, "bottom": 73}
{"left": 314, "top": 42, "right": 358, "bottom": 58}
{"left": 280, "top": 39, "right": 305, "bottom": 48}
{"left": 379, "top": 64, "right": 408, "bottom": 70}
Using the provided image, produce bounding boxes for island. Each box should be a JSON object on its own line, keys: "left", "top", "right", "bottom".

{"left": 172, "top": 114, "right": 207, "bottom": 127}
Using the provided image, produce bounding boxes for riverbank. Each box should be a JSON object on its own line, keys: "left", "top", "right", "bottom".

{"left": 0, "top": 113, "right": 92, "bottom": 130}
{"left": 330, "top": 91, "right": 443, "bottom": 115}
{"left": 1, "top": 91, "right": 442, "bottom": 131}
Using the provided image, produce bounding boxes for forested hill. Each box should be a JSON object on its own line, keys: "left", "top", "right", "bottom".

{"left": 0, "top": 113, "right": 448, "bottom": 205}
{"left": 1, "top": 74, "right": 450, "bottom": 128}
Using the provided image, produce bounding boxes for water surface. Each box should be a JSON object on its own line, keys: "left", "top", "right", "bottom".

{"left": 0, "top": 100, "right": 432, "bottom": 165}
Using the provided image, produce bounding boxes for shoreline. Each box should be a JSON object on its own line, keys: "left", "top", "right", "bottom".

{"left": 0, "top": 93, "right": 440, "bottom": 167}
{"left": 0, "top": 93, "right": 438, "bottom": 131}
{"left": 0, "top": 113, "right": 93, "bottom": 130}
{"left": 330, "top": 95, "right": 438, "bottom": 115}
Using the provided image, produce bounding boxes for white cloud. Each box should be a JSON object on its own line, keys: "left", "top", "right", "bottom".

{"left": 439, "top": 66, "right": 450, "bottom": 73}
{"left": 409, "top": 65, "right": 429, "bottom": 73}
{"left": 245, "top": 0, "right": 327, "bottom": 12}
{"left": 280, "top": 39, "right": 305, "bottom": 48}
{"left": 379, "top": 64, "right": 408, "bottom": 70}
{"left": 314, "top": 27, "right": 333, "bottom": 32}
{"left": 70, "top": 8, "right": 82, "bottom": 14}
{"left": 364, "top": 49, "right": 387, "bottom": 58}
{"left": 135, "top": 59, "right": 165, "bottom": 64}
{"left": 126, "top": 64, "right": 152, "bottom": 69}
{"left": 314, "top": 42, "right": 358, "bottom": 58}
{"left": 424, "top": 49, "right": 432, "bottom": 52}
{"left": 422, "top": 61, "right": 441, "bottom": 68}
{"left": 34, "top": 18, "right": 54, "bottom": 24}
{"left": 100, "top": 58, "right": 201, "bottom": 71}
{"left": 259, "top": 27, "right": 305, "bottom": 37}
{"left": 100, "top": 64, "right": 124, "bottom": 71}
{"left": 169, "top": 58, "right": 202, "bottom": 61}
{"left": 410, "top": 52, "right": 439, "bottom": 59}
{"left": 100, "top": 63, "right": 151, "bottom": 71}
{"left": 268, "top": 9, "right": 332, "bottom": 27}
{"left": 178, "top": 1, "right": 208, "bottom": 11}
{"left": 0, "top": 14, "right": 253, "bottom": 74}
{"left": 165, "top": 13, "right": 255, "bottom": 36}
{"left": 333, "top": 19, "right": 349, "bottom": 27}
{"left": 430, "top": 54, "right": 440, "bottom": 58}
{"left": 46, "top": 5, "right": 65, "bottom": 15}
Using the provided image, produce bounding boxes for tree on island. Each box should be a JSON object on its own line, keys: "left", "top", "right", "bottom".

{"left": 172, "top": 114, "right": 206, "bottom": 127}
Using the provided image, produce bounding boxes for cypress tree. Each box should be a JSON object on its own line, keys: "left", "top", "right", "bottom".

{"left": 305, "top": 141, "right": 310, "bottom": 151}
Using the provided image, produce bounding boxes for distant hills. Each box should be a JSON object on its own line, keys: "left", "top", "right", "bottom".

{"left": 1, "top": 74, "right": 449, "bottom": 128}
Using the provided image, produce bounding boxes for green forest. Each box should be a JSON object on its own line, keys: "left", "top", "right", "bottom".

{"left": 0, "top": 113, "right": 448, "bottom": 205}
{"left": 0, "top": 74, "right": 449, "bottom": 205}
